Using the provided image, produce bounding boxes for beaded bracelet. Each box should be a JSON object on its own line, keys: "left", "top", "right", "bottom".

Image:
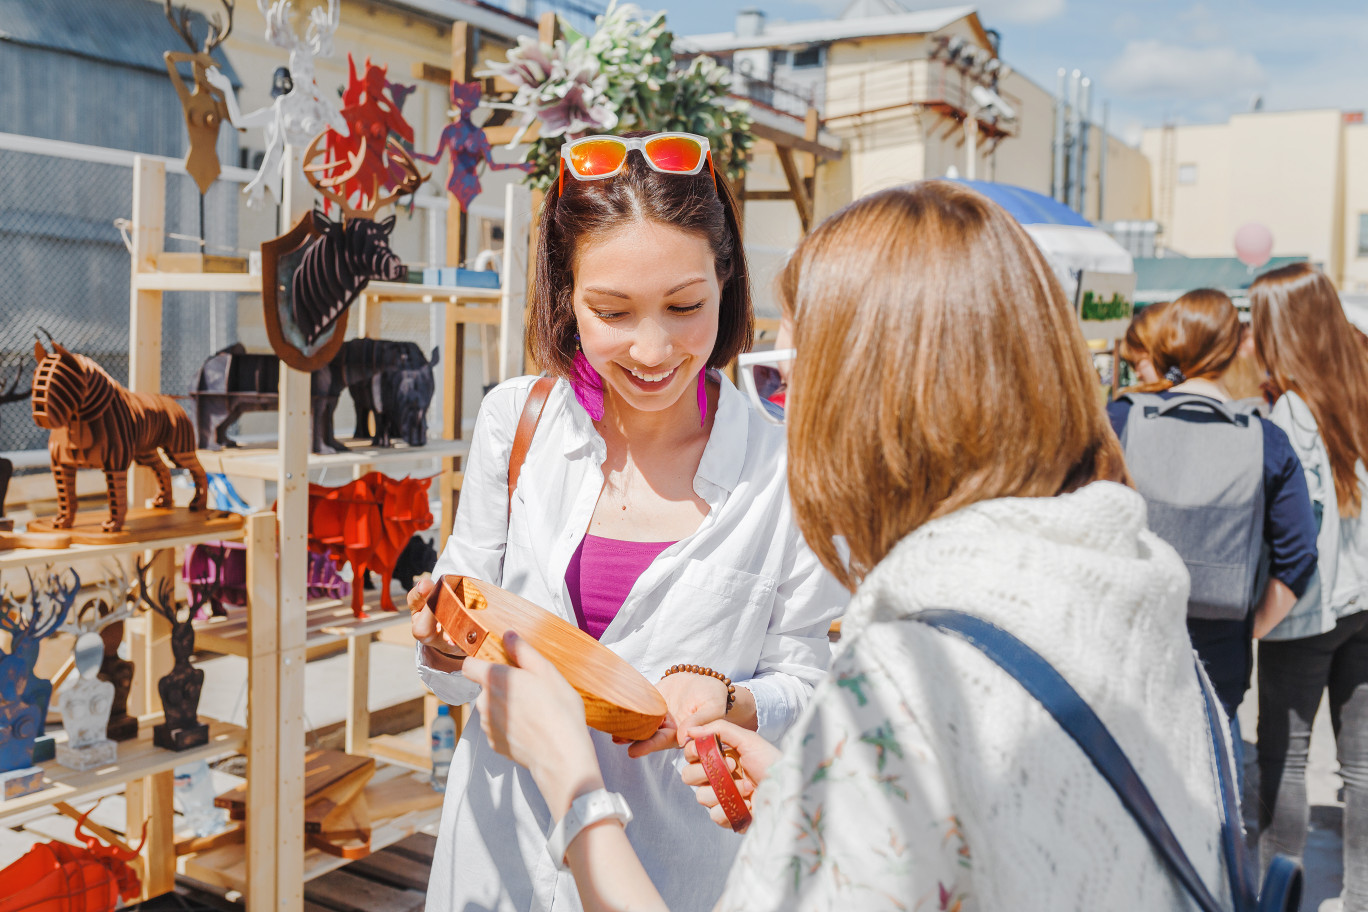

{"left": 661, "top": 663, "right": 736, "bottom": 713}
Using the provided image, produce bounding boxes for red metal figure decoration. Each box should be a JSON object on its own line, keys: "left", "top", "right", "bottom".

{"left": 306, "top": 55, "right": 422, "bottom": 215}
{"left": 0, "top": 804, "right": 145, "bottom": 912}
{"left": 297, "top": 472, "right": 433, "bottom": 618}
{"left": 415, "top": 80, "right": 531, "bottom": 212}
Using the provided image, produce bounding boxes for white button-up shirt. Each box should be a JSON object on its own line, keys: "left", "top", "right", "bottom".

{"left": 418, "top": 374, "right": 846, "bottom": 912}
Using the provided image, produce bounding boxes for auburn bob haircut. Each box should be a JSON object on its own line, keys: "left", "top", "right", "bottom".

{"left": 528, "top": 131, "right": 752, "bottom": 377}
{"left": 1249, "top": 262, "right": 1368, "bottom": 516}
{"left": 1149, "top": 288, "right": 1242, "bottom": 389}
{"left": 779, "top": 181, "right": 1128, "bottom": 591}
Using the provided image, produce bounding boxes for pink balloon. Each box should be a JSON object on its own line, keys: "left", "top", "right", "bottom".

{"left": 1234, "top": 222, "right": 1274, "bottom": 268}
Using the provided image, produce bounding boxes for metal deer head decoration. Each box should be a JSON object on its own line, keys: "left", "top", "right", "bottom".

{"left": 0, "top": 568, "right": 79, "bottom": 774}
{"left": 211, "top": 0, "right": 347, "bottom": 207}
{"left": 163, "top": 0, "right": 237, "bottom": 195}
{"left": 136, "top": 558, "right": 210, "bottom": 750}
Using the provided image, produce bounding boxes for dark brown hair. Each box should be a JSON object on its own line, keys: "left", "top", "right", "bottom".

{"left": 1250, "top": 262, "right": 1368, "bottom": 516}
{"left": 1116, "top": 301, "right": 1171, "bottom": 394}
{"left": 779, "top": 182, "right": 1128, "bottom": 590}
{"left": 528, "top": 131, "right": 752, "bottom": 376}
{"left": 1148, "top": 288, "right": 1241, "bottom": 390}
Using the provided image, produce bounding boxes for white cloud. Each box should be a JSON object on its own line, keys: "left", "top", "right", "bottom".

{"left": 1106, "top": 40, "right": 1264, "bottom": 99}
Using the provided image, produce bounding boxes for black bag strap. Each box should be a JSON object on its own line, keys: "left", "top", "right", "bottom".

{"left": 912, "top": 609, "right": 1241, "bottom": 912}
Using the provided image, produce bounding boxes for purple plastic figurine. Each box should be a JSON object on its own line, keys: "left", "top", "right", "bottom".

{"left": 414, "top": 81, "right": 532, "bottom": 212}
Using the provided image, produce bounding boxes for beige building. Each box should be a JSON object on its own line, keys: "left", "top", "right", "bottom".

{"left": 1142, "top": 109, "right": 1368, "bottom": 291}
{"left": 681, "top": 3, "right": 1152, "bottom": 314}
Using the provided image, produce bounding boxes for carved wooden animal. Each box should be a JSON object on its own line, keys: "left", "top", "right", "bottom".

{"left": 32, "top": 338, "right": 207, "bottom": 533}
{"left": 302, "top": 471, "right": 432, "bottom": 617}
{"left": 293, "top": 211, "right": 405, "bottom": 346}
{"left": 163, "top": 0, "right": 235, "bottom": 195}
{"left": 194, "top": 338, "right": 417, "bottom": 454}
{"left": 347, "top": 344, "right": 438, "bottom": 447}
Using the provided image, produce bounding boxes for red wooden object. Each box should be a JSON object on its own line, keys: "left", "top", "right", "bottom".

{"left": 299, "top": 471, "right": 433, "bottom": 618}
{"left": 0, "top": 807, "right": 143, "bottom": 912}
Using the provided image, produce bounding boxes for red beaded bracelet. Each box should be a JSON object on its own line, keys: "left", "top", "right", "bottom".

{"left": 661, "top": 664, "right": 736, "bottom": 713}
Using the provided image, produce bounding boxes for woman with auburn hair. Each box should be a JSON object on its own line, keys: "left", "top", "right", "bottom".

{"left": 1249, "top": 262, "right": 1368, "bottom": 911}
{"left": 407, "top": 132, "right": 844, "bottom": 912}
{"left": 1108, "top": 289, "right": 1317, "bottom": 728}
{"left": 457, "top": 182, "right": 1255, "bottom": 911}
{"left": 1117, "top": 300, "right": 1170, "bottom": 391}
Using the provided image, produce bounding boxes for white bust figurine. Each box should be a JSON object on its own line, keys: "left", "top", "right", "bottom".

{"left": 56, "top": 632, "right": 117, "bottom": 770}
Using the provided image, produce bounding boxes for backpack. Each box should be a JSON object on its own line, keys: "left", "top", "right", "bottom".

{"left": 913, "top": 609, "right": 1304, "bottom": 912}
{"left": 1119, "top": 393, "right": 1265, "bottom": 621}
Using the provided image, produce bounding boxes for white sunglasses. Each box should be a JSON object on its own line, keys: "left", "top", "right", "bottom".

{"left": 737, "top": 348, "right": 795, "bottom": 425}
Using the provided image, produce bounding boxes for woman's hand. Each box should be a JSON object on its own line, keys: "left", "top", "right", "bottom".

{"left": 408, "top": 576, "right": 467, "bottom": 672}
{"left": 626, "top": 672, "right": 730, "bottom": 758}
{"left": 680, "top": 720, "right": 780, "bottom": 832}
{"left": 464, "top": 632, "right": 604, "bottom": 819}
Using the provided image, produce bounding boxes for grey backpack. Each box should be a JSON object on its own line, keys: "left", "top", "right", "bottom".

{"left": 1119, "top": 393, "right": 1265, "bottom": 621}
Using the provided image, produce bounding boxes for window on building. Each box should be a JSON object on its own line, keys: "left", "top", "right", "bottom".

{"left": 1178, "top": 164, "right": 1198, "bottom": 185}
{"left": 1358, "top": 213, "right": 1368, "bottom": 257}
{"left": 792, "top": 46, "right": 824, "bottom": 68}
{"left": 770, "top": 50, "right": 789, "bottom": 69}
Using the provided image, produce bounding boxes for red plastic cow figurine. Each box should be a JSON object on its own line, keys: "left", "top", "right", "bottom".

{"left": 303, "top": 471, "right": 433, "bottom": 618}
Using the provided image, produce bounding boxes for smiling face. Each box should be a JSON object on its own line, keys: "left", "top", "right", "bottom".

{"left": 572, "top": 219, "right": 721, "bottom": 417}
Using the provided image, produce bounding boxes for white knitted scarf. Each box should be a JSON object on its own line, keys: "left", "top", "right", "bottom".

{"left": 840, "top": 481, "right": 1233, "bottom": 911}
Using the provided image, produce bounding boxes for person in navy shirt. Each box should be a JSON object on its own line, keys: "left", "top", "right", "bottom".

{"left": 1109, "top": 290, "right": 1318, "bottom": 720}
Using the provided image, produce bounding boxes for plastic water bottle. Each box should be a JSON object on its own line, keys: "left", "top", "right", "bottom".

{"left": 174, "top": 760, "right": 227, "bottom": 837}
{"left": 430, "top": 705, "right": 456, "bottom": 791}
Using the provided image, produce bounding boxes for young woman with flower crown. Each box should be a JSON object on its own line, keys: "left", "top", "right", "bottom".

{"left": 406, "top": 131, "right": 844, "bottom": 912}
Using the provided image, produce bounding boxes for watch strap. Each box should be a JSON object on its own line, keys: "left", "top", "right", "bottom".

{"left": 546, "top": 788, "right": 632, "bottom": 870}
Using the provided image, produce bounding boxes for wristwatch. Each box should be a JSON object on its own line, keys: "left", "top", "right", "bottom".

{"left": 546, "top": 789, "right": 633, "bottom": 870}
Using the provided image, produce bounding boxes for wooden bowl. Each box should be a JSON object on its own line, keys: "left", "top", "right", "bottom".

{"left": 427, "top": 575, "right": 667, "bottom": 741}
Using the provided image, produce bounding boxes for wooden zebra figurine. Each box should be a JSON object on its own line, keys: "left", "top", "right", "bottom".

{"left": 31, "top": 335, "right": 207, "bottom": 533}
{"left": 292, "top": 211, "right": 405, "bottom": 346}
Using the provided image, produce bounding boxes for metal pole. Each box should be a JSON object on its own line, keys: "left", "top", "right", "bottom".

{"left": 1077, "top": 76, "right": 1092, "bottom": 218}
{"left": 1053, "top": 68, "right": 1066, "bottom": 202}
{"left": 1098, "top": 100, "right": 1109, "bottom": 223}
{"left": 1067, "top": 70, "right": 1082, "bottom": 210}
{"left": 965, "top": 107, "right": 978, "bottom": 180}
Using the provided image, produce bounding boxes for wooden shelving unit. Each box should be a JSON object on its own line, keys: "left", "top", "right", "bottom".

{"left": 107, "top": 143, "right": 528, "bottom": 908}
{"left": 196, "top": 437, "right": 469, "bottom": 481}
{"left": 0, "top": 716, "right": 247, "bottom": 825}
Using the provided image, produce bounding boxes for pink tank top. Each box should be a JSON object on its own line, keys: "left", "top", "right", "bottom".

{"left": 566, "top": 535, "right": 675, "bottom": 640}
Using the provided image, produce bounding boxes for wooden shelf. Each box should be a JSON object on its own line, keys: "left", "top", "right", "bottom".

{"left": 195, "top": 592, "right": 412, "bottom": 657}
{"left": 181, "top": 762, "right": 443, "bottom": 894}
{"left": 132, "top": 272, "right": 502, "bottom": 308}
{"left": 0, "top": 524, "right": 246, "bottom": 571}
{"left": 196, "top": 438, "right": 468, "bottom": 481}
{"left": 0, "top": 716, "right": 246, "bottom": 826}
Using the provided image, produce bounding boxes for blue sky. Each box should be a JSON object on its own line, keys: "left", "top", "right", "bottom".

{"left": 655, "top": 0, "right": 1368, "bottom": 145}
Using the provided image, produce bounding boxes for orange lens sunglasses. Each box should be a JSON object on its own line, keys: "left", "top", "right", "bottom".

{"left": 558, "top": 133, "right": 715, "bottom": 196}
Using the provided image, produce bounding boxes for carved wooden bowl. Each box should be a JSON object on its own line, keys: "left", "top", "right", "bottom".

{"left": 427, "top": 575, "right": 667, "bottom": 741}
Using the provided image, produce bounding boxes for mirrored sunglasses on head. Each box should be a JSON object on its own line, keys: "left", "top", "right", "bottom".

{"left": 558, "top": 133, "right": 715, "bottom": 195}
{"left": 738, "top": 348, "right": 795, "bottom": 425}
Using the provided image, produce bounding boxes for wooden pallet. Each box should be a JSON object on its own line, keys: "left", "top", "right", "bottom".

{"left": 302, "top": 833, "right": 436, "bottom": 912}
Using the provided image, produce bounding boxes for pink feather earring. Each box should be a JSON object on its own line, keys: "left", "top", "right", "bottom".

{"left": 697, "top": 368, "right": 708, "bottom": 427}
{"left": 570, "top": 334, "right": 605, "bottom": 421}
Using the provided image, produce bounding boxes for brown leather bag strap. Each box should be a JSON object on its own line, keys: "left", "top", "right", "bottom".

{"left": 507, "top": 376, "right": 558, "bottom": 518}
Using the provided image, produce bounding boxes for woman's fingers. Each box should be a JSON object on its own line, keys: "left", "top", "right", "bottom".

{"left": 680, "top": 753, "right": 736, "bottom": 786}
{"left": 406, "top": 575, "right": 436, "bottom": 612}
